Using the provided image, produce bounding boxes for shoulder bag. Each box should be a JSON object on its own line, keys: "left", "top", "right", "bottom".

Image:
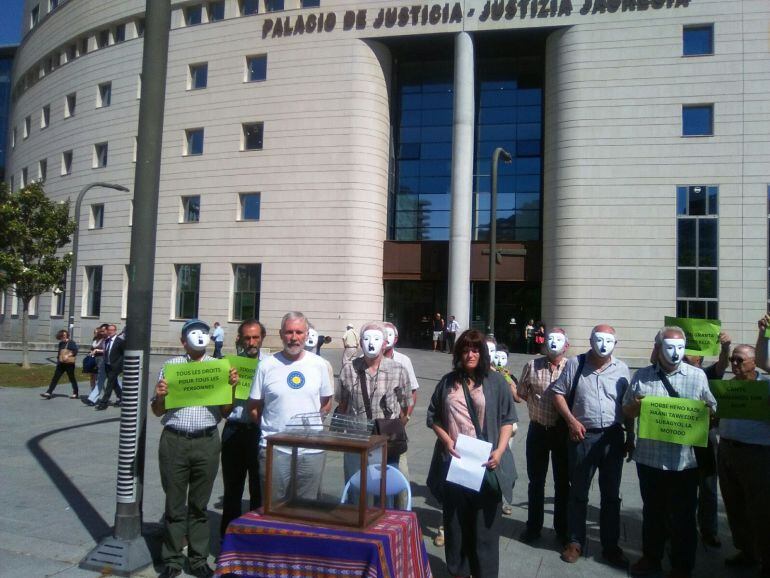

{"left": 58, "top": 341, "right": 75, "bottom": 365}
{"left": 357, "top": 366, "right": 408, "bottom": 460}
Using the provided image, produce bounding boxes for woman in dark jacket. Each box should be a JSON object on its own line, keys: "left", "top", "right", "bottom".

{"left": 41, "top": 329, "right": 79, "bottom": 399}
{"left": 426, "top": 329, "right": 517, "bottom": 578}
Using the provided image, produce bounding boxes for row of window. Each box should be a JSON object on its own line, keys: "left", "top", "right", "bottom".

{"left": 0, "top": 263, "right": 262, "bottom": 323}
{"left": 188, "top": 54, "right": 267, "bottom": 89}
{"left": 180, "top": 0, "right": 320, "bottom": 28}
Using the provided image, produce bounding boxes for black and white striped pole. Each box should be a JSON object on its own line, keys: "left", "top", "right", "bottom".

{"left": 80, "top": 0, "right": 170, "bottom": 574}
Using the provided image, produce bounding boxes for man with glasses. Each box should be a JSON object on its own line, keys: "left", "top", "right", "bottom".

{"left": 717, "top": 332, "right": 770, "bottom": 578}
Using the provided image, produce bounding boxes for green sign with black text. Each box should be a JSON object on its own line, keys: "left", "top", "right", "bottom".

{"left": 664, "top": 316, "right": 720, "bottom": 356}
{"left": 226, "top": 355, "right": 258, "bottom": 400}
{"left": 164, "top": 359, "right": 232, "bottom": 409}
{"left": 709, "top": 380, "right": 770, "bottom": 421}
{"left": 639, "top": 396, "right": 709, "bottom": 447}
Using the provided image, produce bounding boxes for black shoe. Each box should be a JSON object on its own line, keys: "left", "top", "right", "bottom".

{"left": 602, "top": 547, "right": 630, "bottom": 569}
{"left": 189, "top": 564, "right": 214, "bottom": 578}
{"left": 94, "top": 403, "right": 108, "bottom": 411}
{"left": 81, "top": 398, "right": 95, "bottom": 406}
{"left": 113, "top": 399, "right": 122, "bottom": 407}
{"left": 725, "top": 551, "right": 757, "bottom": 568}
{"left": 158, "top": 567, "right": 181, "bottom": 578}
{"left": 518, "top": 527, "right": 541, "bottom": 544}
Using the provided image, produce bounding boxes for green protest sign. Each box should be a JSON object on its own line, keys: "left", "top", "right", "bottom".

{"left": 639, "top": 396, "right": 709, "bottom": 447}
{"left": 226, "top": 355, "right": 258, "bottom": 400}
{"left": 709, "top": 380, "right": 770, "bottom": 421}
{"left": 164, "top": 359, "right": 232, "bottom": 409}
{"left": 664, "top": 316, "right": 720, "bottom": 356}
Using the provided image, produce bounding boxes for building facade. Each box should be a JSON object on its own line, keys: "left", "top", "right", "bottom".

{"left": 3, "top": 0, "right": 769, "bottom": 356}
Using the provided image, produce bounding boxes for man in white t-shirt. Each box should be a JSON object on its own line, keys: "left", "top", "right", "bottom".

{"left": 248, "top": 311, "right": 333, "bottom": 502}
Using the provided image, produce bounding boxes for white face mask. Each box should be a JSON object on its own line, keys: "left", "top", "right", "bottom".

{"left": 486, "top": 341, "right": 496, "bottom": 358}
{"left": 384, "top": 327, "right": 396, "bottom": 350}
{"left": 493, "top": 350, "right": 508, "bottom": 368}
{"left": 591, "top": 332, "right": 616, "bottom": 358}
{"left": 362, "top": 329, "right": 384, "bottom": 359}
{"left": 186, "top": 329, "right": 210, "bottom": 351}
{"left": 546, "top": 332, "right": 566, "bottom": 356}
{"left": 661, "top": 338, "right": 686, "bottom": 367}
{"left": 304, "top": 328, "right": 318, "bottom": 349}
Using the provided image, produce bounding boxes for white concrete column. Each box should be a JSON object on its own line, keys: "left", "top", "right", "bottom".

{"left": 447, "top": 32, "right": 475, "bottom": 331}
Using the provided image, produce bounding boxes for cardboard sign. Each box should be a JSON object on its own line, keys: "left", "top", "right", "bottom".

{"left": 164, "top": 359, "right": 232, "bottom": 409}
{"left": 226, "top": 355, "right": 258, "bottom": 400}
{"left": 709, "top": 380, "right": 770, "bottom": 421}
{"left": 664, "top": 316, "right": 721, "bottom": 356}
{"left": 639, "top": 396, "right": 709, "bottom": 447}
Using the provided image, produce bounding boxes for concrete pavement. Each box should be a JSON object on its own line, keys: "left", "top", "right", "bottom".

{"left": 0, "top": 347, "right": 754, "bottom": 577}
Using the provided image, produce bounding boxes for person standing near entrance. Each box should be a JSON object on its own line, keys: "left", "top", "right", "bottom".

{"left": 445, "top": 315, "right": 460, "bottom": 353}
{"left": 211, "top": 322, "right": 225, "bottom": 359}
{"left": 341, "top": 323, "right": 359, "bottom": 366}
{"left": 432, "top": 313, "right": 445, "bottom": 352}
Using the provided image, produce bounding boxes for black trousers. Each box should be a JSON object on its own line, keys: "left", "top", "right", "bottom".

{"left": 637, "top": 463, "right": 698, "bottom": 572}
{"left": 442, "top": 481, "right": 502, "bottom": 578}
{"left": 220, "top": 421, "right": 261, "bottom": 537}
{"left": 46, "top": 363, "right": 78, "bottom": 395}
{"left": 99, "top": 364, "right": 122, "bottom": 404}
{"left": 525, "top": 421, "right": 569, "bottom": 537}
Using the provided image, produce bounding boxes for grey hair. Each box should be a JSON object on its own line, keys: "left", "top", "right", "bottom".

{"left": 280, "top": 311, "right": 309, "bottom": 333}
{"left": 654, "top": 326, "right": 685, "bottom": 346}
{"left": 383, "top": 321, "right": 399, "bottom": 339}
{"left": 359, "top": 321, "right": 386, "bottom": 347}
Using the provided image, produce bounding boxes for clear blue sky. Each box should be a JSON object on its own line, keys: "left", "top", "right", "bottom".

{"left": 1, "top": 0, "right": 24, "bottom": 45}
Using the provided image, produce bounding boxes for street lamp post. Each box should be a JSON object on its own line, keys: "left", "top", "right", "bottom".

{"left": 487, "top": 147, "right": 512, "bottom": 338}
{"left": 67, "top": 182, "right": 130, "bottom": 338}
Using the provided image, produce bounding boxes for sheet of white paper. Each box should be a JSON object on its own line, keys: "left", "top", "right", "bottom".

{"left": 446, "top": 433, "right": 493, "bottom": 492}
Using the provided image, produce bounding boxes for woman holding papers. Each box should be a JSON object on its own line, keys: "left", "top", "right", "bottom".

{"left": 426, "top": 329, "right": 517, "bottom": 578}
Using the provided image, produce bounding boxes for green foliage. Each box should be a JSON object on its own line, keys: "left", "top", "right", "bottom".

{"left": 0, "top": 181, "right": 76, "bottom": 304}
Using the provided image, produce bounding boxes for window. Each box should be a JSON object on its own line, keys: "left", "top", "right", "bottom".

{"left": 65, "top": 92, "right": 76, "bottom": 118}
{"left": 90, "top": 203, "right": 104, "bottom": 229}
{"left": 136, "top": 17, "right": 145, "bottom": 37}
{"left": 185, "top": 5, "right": 203, "bottom": 25}
{"left": 241, "top": 0, "right": 258, "bottom": 15}
{"left": 50, "top": 0, "right": 60, "bottom": 11}
{"left": 84, "top": 266, "right": 103, "bottom": 317}
{"left": 208, "top": 0, "right": 225, "bottom": 21}
{"left": 93, "top": 142, "right": 109, "bottom": 168}
{"left": 115, "top": 23, "right": 126, "bottom": 43}
{"left": 38, "top": 159, "right": 47, "bottom": 182}
{"left": 80, "top": 37, "right": 89, "bottom": 55}
{"left": 242, "top": 122, "right": 264, "bottom": 150}
{"left": 23, "top": 116, "right": 30, "bottom": 139}
{"left": 137, "top": 74, "right": 142, "bottom": 99}
{"left": 245, "top": 55, "right": 267, "bottom": 82}
{"left": 181, "top": 195, "right": 201, "bottom": 222}
{"left": 133, "top": 136, "right": 137, "bottom": 162}
{"left": 232, "top": 264, "right": 261, "bottom": 321}
{"left": 121, "top": 265, "right": 129, "bottom": 319}
{"left": 185, "top": 128, "right": 204, "bottom": 155}
{"left": 682, "top": 104, "right": 713, "bottom": 136}
{"left": 97, "top": 29, "right": 110, "bottom": 49}
{"left": 66, "top": 43, "right": 77, "bottom": 62}
{"left": 30, "top": 5, "right": 39, "bottom": 29}
{"left": 175, "top": 264, "right": 200, "bottom": 319}
{"left": 21, "top": 168, "right": 28, "bottom": 188}
{"left": 41, "top": 105, "right": 50, "bottom": 128}
{"left": 28, "top": 296, "right": 38, "bottom": 317}
{"left": 301, "top": 0, "right": 320, "bottom": 6}
{"left": 239, "top": 193, "right": 261, "bottom": 220}
{"left": 683, "top": 24, "right": 713, "bottom": 56}
{"left": 61, "top": 150, "right": 73, "bottom": 175}
{"left": 188, "top": 63, "right": 208, "bottom": 90}
{"left": 97, "top": 82, "right": 112, "bottom": 107}
{"left": 677, "top": 185, "right": 718, "bottom": 319}
{"left": 52, "top": 277, "right": 66, "bottom": 317}
{"left": 11, "top": 127, "right": 16, "bottom": 148}
{"left": 265, "top": 0, "right": 284, "bottom": 11}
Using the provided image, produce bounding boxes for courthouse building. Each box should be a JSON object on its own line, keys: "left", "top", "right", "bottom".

{"left": 2, "top": 0, "right": 769, "bottom": 355}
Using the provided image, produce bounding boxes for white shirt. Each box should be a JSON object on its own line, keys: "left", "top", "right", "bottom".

{"left": 393, "top": 350, "right": 419, "bottom": 391}
{"left": 250, "top": 351, "right": 333, "bottom": 452}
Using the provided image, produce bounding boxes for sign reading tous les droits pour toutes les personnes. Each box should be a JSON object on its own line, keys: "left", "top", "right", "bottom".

{"left": 163, "top": 359, "right": 233, "bottom": 409}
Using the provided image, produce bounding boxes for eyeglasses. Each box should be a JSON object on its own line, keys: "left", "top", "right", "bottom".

{"left": 729, "top": 356, "right": 748, "bottom": 364}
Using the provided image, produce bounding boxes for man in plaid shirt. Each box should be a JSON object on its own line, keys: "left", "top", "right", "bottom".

{"left": 623, "top": 326, "right": 716, "bottom": 578}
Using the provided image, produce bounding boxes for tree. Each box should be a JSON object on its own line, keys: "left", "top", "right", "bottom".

{"left": 0, "top": 182, "right": 76, "bottom": 368}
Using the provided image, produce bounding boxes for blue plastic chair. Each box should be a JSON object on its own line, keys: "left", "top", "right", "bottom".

{"left": 340, "top": 464, "right": 412, "bottom": 511}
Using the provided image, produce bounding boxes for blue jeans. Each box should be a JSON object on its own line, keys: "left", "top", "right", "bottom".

{"left": 566, "top": 425, "right": 624, "bottom": 551}
{"left": 525, "top": 421, "right": 569, "bottom": 536}
{"left": 637, "top": 463, "right": 698, "bottom": 572}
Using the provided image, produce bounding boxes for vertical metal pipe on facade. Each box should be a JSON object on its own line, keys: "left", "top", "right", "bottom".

{"left": 447, "top": 32, "right": 475, "bottom": 332}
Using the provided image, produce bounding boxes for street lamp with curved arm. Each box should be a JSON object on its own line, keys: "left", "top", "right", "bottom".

{"left": 67, "top": 182, "right": 130, "bottom": 336}
{"left": 487, "top": 147, "right": 512, "bottom": 338}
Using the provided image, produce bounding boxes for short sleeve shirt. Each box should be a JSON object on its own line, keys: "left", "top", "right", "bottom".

{"left": 393, "top": 350, "right": 419, "bottom": 391}
{"left": 518, "top": 356, "right": 566, "bottom": 426}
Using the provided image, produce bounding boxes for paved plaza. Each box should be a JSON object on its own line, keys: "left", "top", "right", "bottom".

{"left": 0, "top": 347, "right": 756, "bottom": 577}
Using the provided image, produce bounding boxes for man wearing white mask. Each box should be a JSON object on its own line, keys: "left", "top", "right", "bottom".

{"left": 623, "top": 327, "right": 715, "bottom": 578}
{"left": 338, "top": 322, "right": 411, "bottom": 486}
{"left": 249, "top": 312, "right": 333, "bottom": 504}
{"left": 517, "top": 327, "right": 570, "bottom": 545}
{"left": 152, "top": 319, "right": 239, "bottom": 578}
{"left": 550, "top": 324, "right": 633, "bottom": 568}
{"left": 305, "top": 324, "right": 334, "bottom": 387}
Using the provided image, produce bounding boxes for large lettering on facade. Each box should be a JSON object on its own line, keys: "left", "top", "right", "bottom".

{"left": 262, "top": 0, "right": 691, "bottom": 38}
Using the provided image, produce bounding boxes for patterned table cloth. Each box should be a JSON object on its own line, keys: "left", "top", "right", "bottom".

{"left": 216, "top": 510, "right": 432, "bottom": 578}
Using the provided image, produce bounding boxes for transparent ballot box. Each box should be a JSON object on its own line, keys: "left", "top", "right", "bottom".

{"left": 263, "top": 428, "right": 388, "bottom": 529}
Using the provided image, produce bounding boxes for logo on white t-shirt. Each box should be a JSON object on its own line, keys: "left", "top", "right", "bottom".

{"left": 286, "top": 371, "right": 306, "bottom": 390}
